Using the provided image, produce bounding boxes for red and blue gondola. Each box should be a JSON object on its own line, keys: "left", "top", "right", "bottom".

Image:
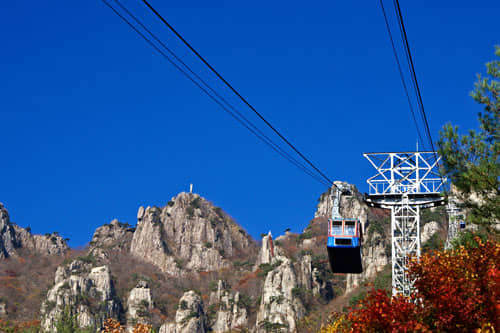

{"left": 327, "top": 218, "right": 363, "bottom": 273}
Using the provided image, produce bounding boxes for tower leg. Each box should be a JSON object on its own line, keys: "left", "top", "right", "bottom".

{"left": 391, "top": 194, "right": 420, "bottom": 297}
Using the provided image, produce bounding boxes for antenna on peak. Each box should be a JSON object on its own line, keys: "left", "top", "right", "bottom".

{"left": 189, "top": 183, "right": 193, "bottom": 194}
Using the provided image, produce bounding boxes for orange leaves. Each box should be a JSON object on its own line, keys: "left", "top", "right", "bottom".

{"left": 410, "top": 238, "right": 500, "bottom": 331}
{"left": 102, "top": 318, "right": 152, "bottom": 333}
{"left": 328, "top": 238, "right": 499, "bottom": 332}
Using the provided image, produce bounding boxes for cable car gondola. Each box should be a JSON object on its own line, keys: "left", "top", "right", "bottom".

{"left": 326, "top": 183, "right": 363, "bottom": 274}
{"left": 327, "top": 218, "right": 363, "bottom": 273}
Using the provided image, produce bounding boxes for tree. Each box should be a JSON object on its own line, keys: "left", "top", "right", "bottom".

{"left": 322, "top": 238, "right": 500, "bottom": 332}
{"left": 438, "top": 46, "right": 500, "bottom": 230}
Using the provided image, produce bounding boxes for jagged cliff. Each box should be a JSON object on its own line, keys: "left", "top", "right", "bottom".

{"left": 0, "top": 203, "right": 68, "bottom": 259}
{"left": 130, "top": 192, "right": 256, "bottom": 275}
{"left": 1, "top": 186, "right": 450, "bottom": 332}
{"left": 40, "top": 259, "right": 122, "bottom": 332}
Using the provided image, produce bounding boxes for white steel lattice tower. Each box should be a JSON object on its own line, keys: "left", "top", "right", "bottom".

{"left": 445, "top": 200, "right": 461, "bottom": 250}
{"left": 364, "top": 152, "right": 446, "bottom": 297}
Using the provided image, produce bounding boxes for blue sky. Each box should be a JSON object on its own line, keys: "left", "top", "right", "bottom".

{"left": 1, "top": 1, "right": 498, "bottom": 246}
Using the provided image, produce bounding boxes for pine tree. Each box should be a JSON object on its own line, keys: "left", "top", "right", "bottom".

{"left": 438, "top": 46, "right": 500, "bottom": 231}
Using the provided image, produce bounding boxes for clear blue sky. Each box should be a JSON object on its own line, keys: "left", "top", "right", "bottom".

{"left": 1, "top": 1, "right": 498, "bottom": 246}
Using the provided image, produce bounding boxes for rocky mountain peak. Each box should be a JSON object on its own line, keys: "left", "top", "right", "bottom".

{"left": 0, "top": 203, "right": 68, "bottom": 259}
{"left": 130, "top": 192, "right": 257, "bottom": 275}
{"left": 89, "top": 218, "right": 134, "bottom": 254}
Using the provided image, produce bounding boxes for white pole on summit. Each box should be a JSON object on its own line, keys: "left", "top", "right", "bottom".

{"left": 190, "top": 183, "right": 193, "bottom": 193}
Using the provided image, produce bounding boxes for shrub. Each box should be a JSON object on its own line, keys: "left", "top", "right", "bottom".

{"left": 291, "top": 286, "right": 308, "bottom": 304}
{"left": 203, "top": 242, "right": 212, "bottom": 248}
{"left": 297, "top": 231, "right": 313, "bottom": 242}
{"left": 190, "top": 197, "right": 202, "bottom": 209}
{"left": 332, "top": 238, "right": 500, "bottom": 332}
{"left": 186, "top": 206, "right": 195, "bottom": 219}
{"left": 237, "top": 293, "right": 252, "bottom": 311}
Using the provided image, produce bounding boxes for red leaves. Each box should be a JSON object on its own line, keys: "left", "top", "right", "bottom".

{"left": 338, "top": 239, "right": 499, "bottom": 332}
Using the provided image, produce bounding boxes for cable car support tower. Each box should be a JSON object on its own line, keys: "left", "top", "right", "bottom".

{"left": 364, "top": 152, "right": 446, "bottom": 296}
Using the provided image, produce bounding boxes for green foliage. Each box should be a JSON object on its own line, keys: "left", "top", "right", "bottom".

{"left": 190, "top": 197, "right": 202, "bottom": 209}
{"left": 139, "top": 300, "right": 150, "bottom": 308}
{"left": 76, "top": 253, "right": 96, "bottom": 265}
{"left": 373, "top": 264, "right": 391, "bottom": 291}
{"left": 209, "top": 217, "right": 218, "bottom": 228}
{"left": 422, "top": 233, "right": 444, "bottom": 252}
{"left": 367, "top": 217, "right": 389, "bottom": 239}
{"left": 179, "top": 300, "right": 188, "bottom": 310}
{"left": 257, "top": 260, "right": 283, "bottom": 278}
{"left": 234, "top": 260, "right": 252, "bottom": 268}
{"left": 167, "top": 200, "right": 175, "bottom": 207}
{"left": 260, "top": 233, "right": 267, "bottom": 239}
{"left": 297, "top": 230, "right": 313, "bottom": 242}
{"left": 298, "top": 249, "right": 313, "bottom": 258}
{"left": 203, "top": 242, "right": 212, "bottom": 248}
{"left": 208, "top": 280, "right": 218, "bottom": 291}
{"left": 181, "top": 311, "right": 199, "bottom": 324}
{"left": 237, "top": 293, "right": 252, "bottom": 311}
{"left": 291, "top": 286, "right": 308, "bottom": 304}
{"left": 54, "top": 307, "right": 94, "bottom": 333}
{"left": 420, "top": 207, "right": 446, "bottom": 224}
{"left": 438, "top": 46, "right": 500, "bottom": 231}
{"left": 259, "top": 320, "right": 288, "bottom": 332}
{"left": 214, "top": 207, "right": 224, "bottom": 218}
{"left": 451, "top": 230, "right": 488, "bottom": 249}
{"left": 174, "top": 258, "right": 184, "bottom": 269}
{"left": 206, "top": 303, "right": 218, "bottom": 321}
{"left": 186, "top": 206, "right": 195, "bottom": 219}
{"left": 348, "top": 290, "right": 367, "bottom": 307}
{"left": 269, "top": 294, "right": 284, "bottom": 304}
{"left": 60, "top": 282, "right": 71, "bottom": 290}
{"left": 45, "top": 300, "right": 57, "bottom": 312}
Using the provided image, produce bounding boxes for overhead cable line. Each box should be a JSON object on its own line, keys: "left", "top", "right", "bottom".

{"left": 392, "top": 0, "right": 447, "bottom": 189}
{"left": 393, "top": 0, "right": 436, "bottom": 154}
{"left": 378, "top": 0, "right": 426, "bottom": 149}
{"left": 101, "top": 0, "right": 332, "bottom": 187}
{"left": 140, "top": 0, "right": 335, "bottom": 187}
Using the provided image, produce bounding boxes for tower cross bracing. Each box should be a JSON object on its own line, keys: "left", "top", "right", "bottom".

{"left": 363, "top": 152, "right": 446, "bottom": 296}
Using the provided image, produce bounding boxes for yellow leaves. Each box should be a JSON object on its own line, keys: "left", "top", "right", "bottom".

{"left": 102, "top": 318, "right": 152, "bottom": 333}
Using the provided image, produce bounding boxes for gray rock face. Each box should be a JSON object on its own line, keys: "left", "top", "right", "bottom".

{"left": 159, "top": 291, "right": 207, "bottom": 333}
{"left": 40, "top": 259, "right": 121, "bottom": 332}
{"left": 345, "top": 233, "right": 389, "bottom": 294}
{"left": 256, "top": 255, "right": 305, "bottom": 332}
{"left": 0, "top": 203, "right": 17, "bottom": 259}
{"left": 0, "top": 302, "right": 7, "bottom": 317}
{"left": 0, "top": 203, "right": 68, "bottom": 259}
{"left": 89, "top": 219, "right": 134, "bottom": 258}
{"left": 254, "top": 231, "right": 275, "bottom": 269}
{"left": 209, "top": 280, "right": 248, "bottom": 332}
{"left": 130, "top": 193, "right": 256, "bottom": 275}
{"left": 126, "top": 281, "right": 153, "bottom": 331}
{"left": 421, "top": 221, "right": 440, "bottom": 244}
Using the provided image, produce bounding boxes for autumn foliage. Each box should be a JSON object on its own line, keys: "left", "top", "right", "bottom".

{"left": 102, "top": 318, "right": 152, "bottom": 333}
{"left": 322, "top": 238, "right": 499, "bottom": 332}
